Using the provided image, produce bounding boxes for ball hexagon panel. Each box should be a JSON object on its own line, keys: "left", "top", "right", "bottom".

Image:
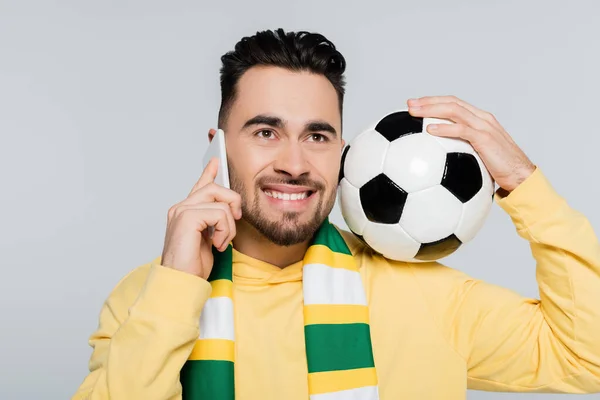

{"left": 342, "top": 129, "right": 389, "bottom": 188}
{"left": 338, "top": 178, "right": 368, "bottom": 235}
{"left": 441, "top": 152, "right": 483, "bottom": 203}
{"left": 454, "top": 180, "right": 494, "bottom": 243}
{"left": 362, "top": 221, "right": 421, "bottom": 261}
{"left": 415, "top": 234, "right": 462, "bottom": 261}
{"left": 431, "top": 131, "right": 495, "bottom": 200}
{"left": 399, "top": 185, "right": 463, "bottom": 243}
{"left": 359, "top": 173, "right": 408, "bottom": 224}
{"left": 383, "top": 133, "right": 447, "bottom": 193}
{"left": 374, "top": 111, "right": 424, "bottom": 142}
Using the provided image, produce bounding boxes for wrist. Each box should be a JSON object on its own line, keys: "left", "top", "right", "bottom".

{"left": 500, "top": 163, "right": 536, "bottom": 193}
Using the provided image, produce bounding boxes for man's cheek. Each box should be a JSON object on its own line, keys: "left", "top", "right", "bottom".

{"left": 327, "top": 160, "right": 342, "bottom": 184}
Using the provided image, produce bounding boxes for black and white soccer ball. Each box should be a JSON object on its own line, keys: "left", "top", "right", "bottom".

{"left": 338, "top": 110, "right": 494, "bottom": 262}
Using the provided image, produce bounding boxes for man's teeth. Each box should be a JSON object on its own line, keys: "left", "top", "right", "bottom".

{"left": 264, "top": 190, "right": 309, "bottom": 200}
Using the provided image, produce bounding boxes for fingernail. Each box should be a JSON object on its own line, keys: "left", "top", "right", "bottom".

{"left": 428, "top": 124, "right": 438, "bottom": 132}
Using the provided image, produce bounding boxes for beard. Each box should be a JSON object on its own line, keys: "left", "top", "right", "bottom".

{"left": 229, "top": 162, "right": 337, "bottom": 246}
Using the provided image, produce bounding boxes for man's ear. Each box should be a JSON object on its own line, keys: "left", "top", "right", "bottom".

{"left": 341, "top": 138, "right": 346, "bottom": 150}
{"left": 208, "top": 128, "right": 217, "bottom": 143}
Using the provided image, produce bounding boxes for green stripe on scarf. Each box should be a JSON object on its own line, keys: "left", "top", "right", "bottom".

{"left": 304, "top": 323, "right": 375, "bottom": 373}
{"left": 207, "top": 246, "right": 232, "bottom": 281}
{"left": 311, "top": 221, "right": 353, "bottom": 255}
{"left": 181, "top": 360, "right": 234, "bottom": 400}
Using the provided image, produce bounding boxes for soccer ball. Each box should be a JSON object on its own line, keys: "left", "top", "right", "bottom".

{"left": 338, "top": 110, "right": 494, "bottom": 262}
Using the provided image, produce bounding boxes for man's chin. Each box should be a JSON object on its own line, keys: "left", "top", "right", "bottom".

{"left": 240, "top": 187, "right": 335, "bottom": 247}
{"left": 243, "top": 213, "right": 325, "bottom": 247}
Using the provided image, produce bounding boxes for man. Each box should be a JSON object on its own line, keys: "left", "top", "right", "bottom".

{"left": 72, "top": 28, "right": 600, "bottom": 400}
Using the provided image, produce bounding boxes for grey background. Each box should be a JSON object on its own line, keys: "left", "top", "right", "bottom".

{"left": 1, "top": 0, "right": 599, "bottom": 399}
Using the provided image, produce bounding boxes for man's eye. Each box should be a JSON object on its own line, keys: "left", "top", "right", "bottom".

{"left": 256, "top": 129, "right": 275, "bottom": 139}
{"left": 309, "top": 133, "right": 328, "bottom": 142}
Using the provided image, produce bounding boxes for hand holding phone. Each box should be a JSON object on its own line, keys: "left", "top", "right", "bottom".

{"left": 160, "top": 129, "right": 240, "bottom": 279}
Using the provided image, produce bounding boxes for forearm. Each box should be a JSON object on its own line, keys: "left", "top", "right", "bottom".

{"left": 72, "top": 264, "right": 212, "bottom": 400}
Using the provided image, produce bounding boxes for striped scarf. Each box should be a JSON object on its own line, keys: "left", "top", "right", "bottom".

{"left": 180, "top": 220, "right": 379, "bottom": 399}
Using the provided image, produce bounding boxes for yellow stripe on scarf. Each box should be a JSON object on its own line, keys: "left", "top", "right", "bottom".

{"left": 304, "top": 245, "right": 357, "bottom": 271}
{"left": 304, "top": 304, "right": 370, "bottom": 325}
{"left": 308, "top": 367, "right": 378, "bottom": 395}
{"left": 210, "top": 279, "right": 233, "bottom": 299}
{"left": 188, "top": 339, "right": 235, "bottom": 362}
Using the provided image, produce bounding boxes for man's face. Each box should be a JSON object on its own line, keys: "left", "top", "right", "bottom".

{"left": 217, "top": 66, "right": 344, "bottom": 246}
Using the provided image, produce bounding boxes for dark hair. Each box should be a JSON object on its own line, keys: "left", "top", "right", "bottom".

{"left": 218, "top": 28, "right": 347, "bottom": 128}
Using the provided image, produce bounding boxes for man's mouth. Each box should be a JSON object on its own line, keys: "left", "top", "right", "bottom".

{"left": 261, "top": 184, "right": 316, "bottom": 202}
{"left": 263, "top": 190, "right": 312, "bottom": 201}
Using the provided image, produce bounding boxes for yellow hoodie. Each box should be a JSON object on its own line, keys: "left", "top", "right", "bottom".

{"left": 72, "top": 168, "right": 600, "bottom": 399}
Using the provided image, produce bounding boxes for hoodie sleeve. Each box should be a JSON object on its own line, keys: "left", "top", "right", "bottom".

{"left": 451, "top": 168, "right": 600, "bottom": 393}
{"left": 71, "top": 262, "right": 212, "bottom": 400}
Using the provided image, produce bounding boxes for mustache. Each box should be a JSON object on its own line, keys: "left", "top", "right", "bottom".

{"left": 257, "top": 176, "right": 326, "bottom": 191}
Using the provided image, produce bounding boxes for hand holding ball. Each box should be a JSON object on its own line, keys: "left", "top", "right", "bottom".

{"left": 338, "top": 110, "right": 494, "bottom": 262}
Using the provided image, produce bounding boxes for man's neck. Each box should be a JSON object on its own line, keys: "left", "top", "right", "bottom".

{"left": 232, "top": 220, "right": 310, "bottom": 268}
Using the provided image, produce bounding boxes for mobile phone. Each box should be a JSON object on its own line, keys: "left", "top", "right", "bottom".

{"left": 202, "top": 128, "right": 230, "bottom": 189}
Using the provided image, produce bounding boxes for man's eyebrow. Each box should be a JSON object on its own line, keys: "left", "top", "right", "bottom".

{"left": 305, "top": 121, "right": 337, "bottom": 138}
{"left": 242, "top": 115, "right": 284, "bottom": 130}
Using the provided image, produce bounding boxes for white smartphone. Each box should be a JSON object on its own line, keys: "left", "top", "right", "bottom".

{"left": 202, "top": 128, "right": 230, "bottom": 189}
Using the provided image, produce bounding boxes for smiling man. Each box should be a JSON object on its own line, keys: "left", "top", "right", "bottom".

{"left": 73, "top": 29, "right": 600, "bottom": 400}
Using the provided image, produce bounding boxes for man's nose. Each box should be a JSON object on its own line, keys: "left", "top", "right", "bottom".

{"left": 272, "top": 142, "right": 310, "bottom": 178}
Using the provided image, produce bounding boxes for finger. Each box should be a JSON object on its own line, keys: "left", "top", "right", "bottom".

{"left": 426, "top": 122, "right": 489, "bottom": 145}
{"left": 182, "top": 182, "right": 242, "bottom": 219}
{"left": 173, "top": 203, "right": 235, "bottom": 248}
{"left": 175, "top": 204, "right": 235, "bottom": 250}
{"left": 189, "top": 157, "right": 219, "bottom": 195}
{"left": 409, "top": 102, "right": 492, "bottom": 133}
{"left": 205, "top": 203, "right": 236, "bottom": 249}
{"left": 408, "top": 96, "right": 499, "bottom": 126}
{"left": 188, "top": 202, "right": 237, "bottom": 248}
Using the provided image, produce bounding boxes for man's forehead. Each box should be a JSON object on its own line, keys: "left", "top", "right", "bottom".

{"left": 232, "top": 66, "right": 340, "bottom": 126}
{"left": 236, "top": 65, "right": 321, "bottom": 88}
